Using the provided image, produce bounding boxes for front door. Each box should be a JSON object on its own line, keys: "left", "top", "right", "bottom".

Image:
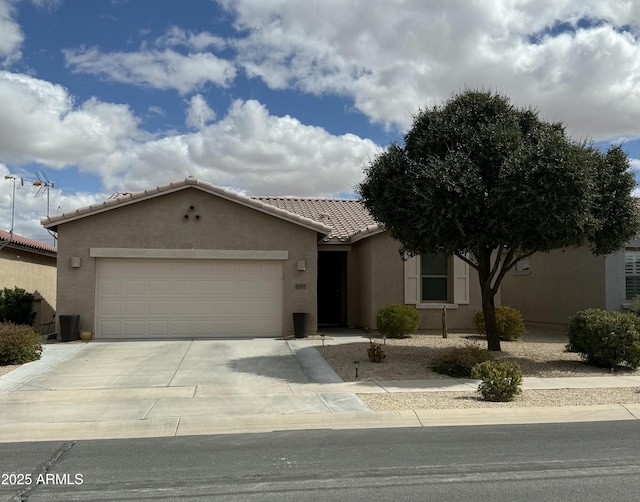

{"left": 317, "top": 251, "right": 346, "bottom": 326}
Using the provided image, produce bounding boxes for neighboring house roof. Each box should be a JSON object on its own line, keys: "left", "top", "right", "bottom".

{"left": 41, "top": 177, "right": 332, "bottom": 236}
{"left": 40, "top": 177, "right": 384, "bottom": 244}
{"left": 255, "top": 197, "right": 383, "bottom": 243}
{"left": 0, "top": 230, "right": 57, "bottom": 257}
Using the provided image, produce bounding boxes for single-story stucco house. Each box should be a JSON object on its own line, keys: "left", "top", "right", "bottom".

{"left": 501, "top": 237, "right": 640, "bottom": 329}
{"left": 0, "top": 229, "right": 57, "bottom": 332}
{"left": 41, "top": 177, "right": 482, "bottom": 339}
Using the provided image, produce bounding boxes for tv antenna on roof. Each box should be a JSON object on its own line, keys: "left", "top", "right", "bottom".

{"left": 29, "top": 170, "right": 55, "bottom": 216}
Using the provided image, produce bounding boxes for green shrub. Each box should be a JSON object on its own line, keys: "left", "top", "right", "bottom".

{"left": 375, "top": 304, "right": 420, "bottom": 339}
{"left": 0, "top": 322, "right": 42, "bottom": 365}
{"left": 431, "top": 345, "right": 494, "bottom": 377}
{"left": 473, "top": 306, "right": 525, "bottom": 341}
{"left": 566, "top": 309, "right": 640, "bottom": 369}
{"left": 471, "top": 360, "right": 522, "bottom": 402}
{"left": 367, "top": 339, "right": 386, "bottom": 363}
{"left": 0, "top": 287, "right": 35, "bottom": 326}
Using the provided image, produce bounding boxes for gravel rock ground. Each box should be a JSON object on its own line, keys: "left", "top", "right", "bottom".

{"left": 0, "top": 365, "right": 19, "bottom": 377}
{"left": 315, "top": 331, "right": 640, "bottom": 410}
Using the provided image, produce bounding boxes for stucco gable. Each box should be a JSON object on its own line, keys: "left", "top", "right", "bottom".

{"left": 41, "top": 177, "right": 332, "bottom": 235}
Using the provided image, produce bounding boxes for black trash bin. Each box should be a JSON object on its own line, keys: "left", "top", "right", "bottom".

{"left": 59, "top": 315, "right": 81, "bottom": 342}
{"left": 293, "top": 312, "right": 311, "bottom": 338}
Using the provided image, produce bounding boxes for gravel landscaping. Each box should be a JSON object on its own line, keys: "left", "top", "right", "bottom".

{"left": 315, "top": 330, "right": 640, "bottom": 410}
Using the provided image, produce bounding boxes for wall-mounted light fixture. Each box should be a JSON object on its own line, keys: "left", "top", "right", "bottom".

{"left": 297, "top": 260, "right": 306, "bottom": 271}
{"left": 71, "top": 256, "right": 81, "bottom": 268}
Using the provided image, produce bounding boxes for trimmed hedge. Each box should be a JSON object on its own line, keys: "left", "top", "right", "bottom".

{"left": 0, "top": 322, "right": 42, "bottom": 365}
{"left": 375, "top": 304, "right": 420, "bottom": 339}
{"left": 473, "top": 306, "right": 525, "bottom": 341}
{"left": 566, "top": 309, "right": 640, "bottom": 369}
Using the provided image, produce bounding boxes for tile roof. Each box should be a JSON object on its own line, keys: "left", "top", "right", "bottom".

{"left": 40, "top": 177, "right": 384, "bottom": 244}
{"left": 255, "top": 197, "right": 383, "bottom": 242}
{"left": 41, "top": 177, "right": 332, "bottom": 235}
{"left": 0, "top": 230, "right": 57, "bottom": 256}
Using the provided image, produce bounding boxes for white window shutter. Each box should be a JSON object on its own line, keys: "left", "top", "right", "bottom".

{"left": 453, "top": 255, "right": 470, "bottom": 304}
{"left": 404, "top": 256, "right": 420, "bottom": 304}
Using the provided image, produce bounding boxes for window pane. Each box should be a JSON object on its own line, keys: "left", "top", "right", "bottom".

{"left": 422, "top": 278, "right": 448, "bottom": 301}
{"left": 626, "top": 277, "right": 640, "bottom": 301}
{"left": 421, "top": 254, "right": 448, "bottom": 275}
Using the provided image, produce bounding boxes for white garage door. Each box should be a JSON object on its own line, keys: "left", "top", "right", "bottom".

{"left": 96, "top": 258, "right": 282, "bottom": 338}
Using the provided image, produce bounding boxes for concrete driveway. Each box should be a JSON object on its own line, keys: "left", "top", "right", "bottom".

{"left": 0, "top": 339, "right": 374, "bottom": 442}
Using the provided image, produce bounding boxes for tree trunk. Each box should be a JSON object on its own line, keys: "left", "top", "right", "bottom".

{"left": 477, "top": 249, "right": 501, "bottom": 352}
{"left": 481, "top": 289, "right": 501, "bottom": 351}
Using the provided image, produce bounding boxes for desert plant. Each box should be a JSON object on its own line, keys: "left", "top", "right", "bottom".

{"left": 0, "top": 322, "right": 42, "bottom": 365}
{"left": 473, "top": 306, "right": 525, "bottom": 341}
{"left": 367, "top": 339, "right": 386, "bottom": 363}
{"left": 0, "top": 287, "right": 36, "bottom": 326}
{"left": 471, "top": 360, "right": 522, "bottom": 402}
{"left": 566, "top": 309, "right": 640, "bottom": 369}
{"left": 431, "top": 345, "right": 494, "bottom": 378}
{"left": 375, "top": 304, "right": 420, "bottom": 339}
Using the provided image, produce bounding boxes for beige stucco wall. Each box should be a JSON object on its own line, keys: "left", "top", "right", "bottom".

{"left": 501, "top": 247, "right": 606, "bottom": 328}
{"left": 0, "top": 246, "right": 56, "bottom": 332}
{"left": 348, "top": 233, "right": 482, "bottom": 331}
{"left": 54, "top": 188, "right": 319, "bottom": 337}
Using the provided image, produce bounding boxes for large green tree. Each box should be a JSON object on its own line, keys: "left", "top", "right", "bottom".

{"left": 359, "top": 90, "right": 640, "bottom": 351}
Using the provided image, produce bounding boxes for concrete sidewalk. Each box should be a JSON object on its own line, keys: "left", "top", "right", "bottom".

{"left": 0, "top": 338, "right": 639, "bottom": 443}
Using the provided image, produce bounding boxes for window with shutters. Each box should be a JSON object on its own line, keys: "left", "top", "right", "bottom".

{"left": 404, "top": 254, "right": 469, "bottom": 308}
{"left": 625, "top": 250, "right": 640, "bottom": 301}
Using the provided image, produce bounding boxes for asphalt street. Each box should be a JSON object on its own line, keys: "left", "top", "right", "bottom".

{"left": 1, "top": 421, "right": 640, "bottom": 501}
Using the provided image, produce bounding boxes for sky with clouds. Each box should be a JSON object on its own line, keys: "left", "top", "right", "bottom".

{"left": 2, "top": 0, "right": 640, "bottom": 244}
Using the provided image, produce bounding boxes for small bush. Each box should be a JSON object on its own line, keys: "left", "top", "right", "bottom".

{"left": 473, "top": 306, "right": 525, "bottom": 341}
{"left": 367, "top": 339, "right": 386, "bottom": 363}
{"left": 566, "top": 309, "right": 640, "bottom": 369}
{"left": 376, "top": 304, "right": 420, "bottom": 339}
{"left": 0, "top": 322, "right": 42, "bottom": 365}
{"left": 471, "top": 360, "right": 522, "bottom": 402}
{"left": 0, "top": 287, "right": 36, "bottom": 326}
{"left": 431, "top": 345, "right": 494, "bottom": 377}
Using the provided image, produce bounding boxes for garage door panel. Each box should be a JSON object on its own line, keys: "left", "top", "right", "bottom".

{"left": 123, "top": 320, "right": 145, "bottom": 337}
{"left": 171, "top": 320, "right": 192, "bottom": 335}
{"left": 96, "top": 258, "right": 283, "bottom": 338}
{"left": 99, "top": 300, "right": 122, "bottom": 316}
{"left": 99, "top": 280, "right": 121, "bottom": 296}
{"left": 124, "top": 300, "right": 145, "bottom": 315}
{"left": 148, "top": 301, "right": 168, "bottom": 315}
{"left": 194, "top": 301, "right": 214, "bottom": 315}
{"left": 171, "top": 301, "right": 191, "bottom": 315}
{"left": 148, "top": 320, "right": 169, "bottom": 336}
{"left": 148, "top": 281, "right": 170, "bottom": 296}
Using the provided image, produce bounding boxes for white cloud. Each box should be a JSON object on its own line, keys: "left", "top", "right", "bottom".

{"left": 221, "top": 0, "right": 640, "bottom": 140}
{"left": 185, "top": 94, "right": 216, "bottom": 130}
{"left": 0, "top": 71, "right": 144, "bottom": 170}
{"left": 97, "top": 99, "right": 381, "bottom": 196}
{"left": 63, "top": 47, "right": 236, "bottom": 94}
{"left": 156, "top": 26, "right": 227, "bottom": 51}
{"left": 0, "top": 0, "right": 23, "bottom": 64}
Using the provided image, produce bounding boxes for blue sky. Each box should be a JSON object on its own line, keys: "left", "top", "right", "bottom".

{"left": 2, "top": 0, "right": 640, "bottom": 244}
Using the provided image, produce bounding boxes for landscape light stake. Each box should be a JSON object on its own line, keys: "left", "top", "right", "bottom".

{"left": 320, "top": 334, "right": 325, "bottom": 347}
{"left": 353, "top": 360, "right": 360, "bottom": 379}
{"left": 383, "top": 334, "right": 386, "bottom": 345}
